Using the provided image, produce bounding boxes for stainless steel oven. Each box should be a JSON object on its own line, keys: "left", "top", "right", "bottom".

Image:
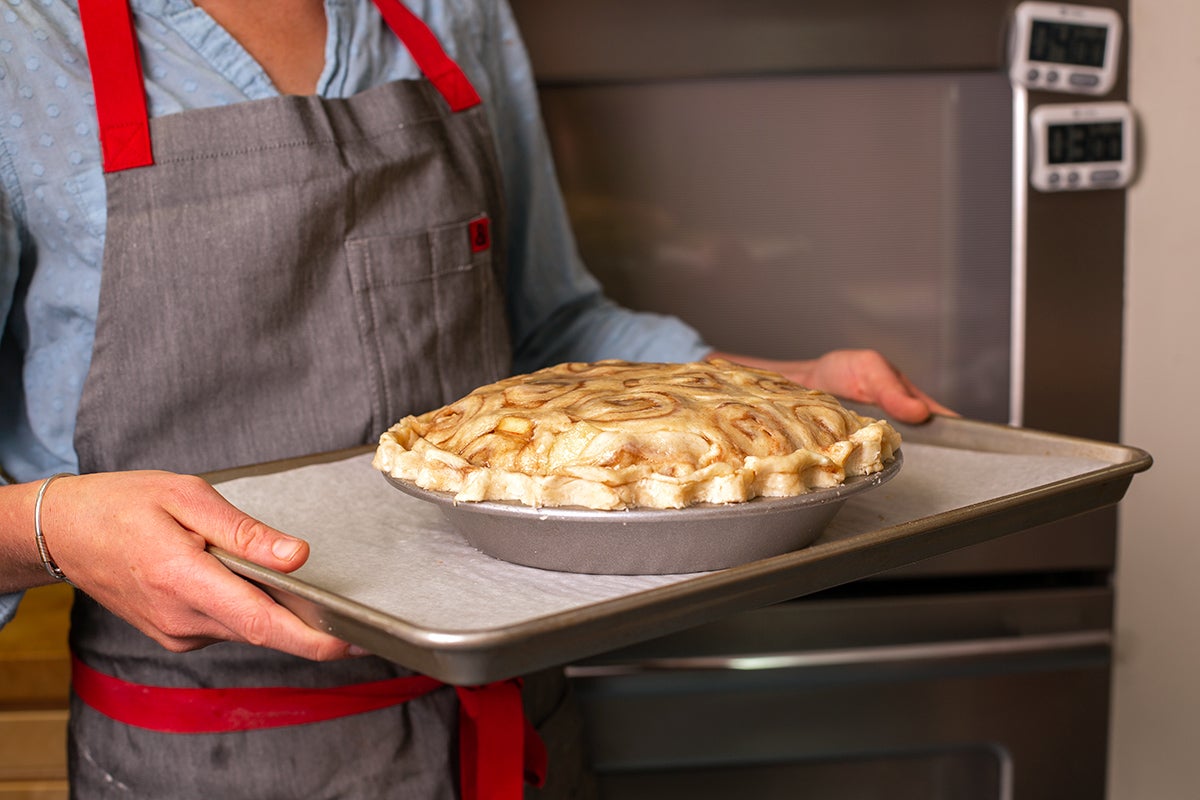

{"left": 510, "top": 0, "right": 1131, "bottom": 796}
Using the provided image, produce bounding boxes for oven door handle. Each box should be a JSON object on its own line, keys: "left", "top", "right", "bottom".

{"left": 564, "top": 629, "right": 1112, "bottom": 676}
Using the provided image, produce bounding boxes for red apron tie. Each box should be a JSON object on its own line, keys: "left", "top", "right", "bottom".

{"left": 71, "top": 654, "right": 547, "bottom": 799}
{"left": 372, "top": 0, "right": 483, "bottom": 112}
{"left": 457, "top": 681, "right": 548, "bottom": 799}
{"left": 80, "top": 0, "right": 482, "bottom": 173}
{"left": 78, "top": 0, "right": 154, "bottom": 171}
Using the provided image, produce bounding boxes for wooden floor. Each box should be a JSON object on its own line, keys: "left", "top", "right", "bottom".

{"left": 0, "top": 583, "right": 71, "bottom": 800}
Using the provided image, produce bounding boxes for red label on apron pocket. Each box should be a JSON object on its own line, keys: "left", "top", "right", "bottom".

{"left": 469, "top": 216, "right": 491, "bottom": 253}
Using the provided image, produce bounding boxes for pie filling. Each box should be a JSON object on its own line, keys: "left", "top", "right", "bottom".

{"left": 373, "top": 359, "right": 901, "bottom": 510}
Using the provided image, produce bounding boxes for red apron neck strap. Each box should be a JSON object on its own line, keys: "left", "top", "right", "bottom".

{"left": 78, "top": 0, "right": 154, "bottom": 173}
{"left": 79, "top": 0, "right": 483, "bottom": 174}
{"left": 370, "top": 0, "right": 482, "bottom": 112}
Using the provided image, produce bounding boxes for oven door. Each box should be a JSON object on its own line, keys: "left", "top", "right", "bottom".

{"left": 568, "top": 589, "right": 1112, "bottom": 800}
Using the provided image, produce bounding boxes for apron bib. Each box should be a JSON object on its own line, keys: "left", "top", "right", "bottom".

{"left": 63, "top": 2, "right": 581, "bottom": 798}
{"left": 74, "top": 0, "right": 511, "bottom": 476}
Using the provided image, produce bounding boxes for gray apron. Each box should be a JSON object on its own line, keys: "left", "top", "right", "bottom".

{"left": 66, "top": 2, "right": 587, "bottom": 797}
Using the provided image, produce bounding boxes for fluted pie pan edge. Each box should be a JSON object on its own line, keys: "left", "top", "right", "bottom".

{"left": 383, "top": 450, "right": 902, "bottom": 575}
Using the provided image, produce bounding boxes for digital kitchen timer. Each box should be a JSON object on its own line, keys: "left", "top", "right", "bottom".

{"left": 1009, "top": 1, "right": 1122, "bottom": 95}
{"left": 1028, "top": 101, "right": 1136, "bottom": 192}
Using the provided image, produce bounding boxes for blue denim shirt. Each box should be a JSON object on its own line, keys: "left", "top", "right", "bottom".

{"left": 0, "top": 0, "right": 708, "bottom": 626}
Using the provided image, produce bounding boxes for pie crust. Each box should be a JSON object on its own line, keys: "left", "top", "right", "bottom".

{"left": 373, "top": 359, "right": 901, "bottom": 510}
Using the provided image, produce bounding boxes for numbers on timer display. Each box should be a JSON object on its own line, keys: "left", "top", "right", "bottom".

{"left": 1047, "top": 122, "right": 1123, "bottom": 165}
{"left": 1028, "top": 20, "right": 1108, "bottom": 69}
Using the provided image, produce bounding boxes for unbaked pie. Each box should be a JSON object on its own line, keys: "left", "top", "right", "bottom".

{"left": 373, "top": 359, "right": 901, "bottom": 510}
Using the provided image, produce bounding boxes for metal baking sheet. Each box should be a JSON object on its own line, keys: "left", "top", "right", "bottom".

{"left": 208, "top": 415, "right": 1150, "bottom": 685}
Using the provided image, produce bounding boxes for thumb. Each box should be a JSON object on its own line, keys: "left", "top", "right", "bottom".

{"left": 197, "top": 498, "right": 311, "bottom": 573}
{"left": 228, "top": 516, "right": 310, "bottom": 573}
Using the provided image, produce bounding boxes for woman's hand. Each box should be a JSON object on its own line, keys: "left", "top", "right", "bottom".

{"left": 708, "top": 349, "right": 956, "bottom": 424}
{"left": 33, "top": 471, "right": 357, "bottom": 661}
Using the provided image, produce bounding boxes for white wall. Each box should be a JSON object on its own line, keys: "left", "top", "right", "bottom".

{"left": 1109, "top": 1, "right": 1200, "bottom": 797}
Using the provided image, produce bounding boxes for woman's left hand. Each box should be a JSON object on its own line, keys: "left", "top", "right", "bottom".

{"left": 707, "top": 349, "right": 956, "bottom": 424}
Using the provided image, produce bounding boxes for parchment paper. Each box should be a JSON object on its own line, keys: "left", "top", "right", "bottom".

{"left": 213, "top": 443, "right": 1110, "bottom": 634}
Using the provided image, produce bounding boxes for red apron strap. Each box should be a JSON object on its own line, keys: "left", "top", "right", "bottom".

{"left": 456, "top": 681, "right": 549, "bottom": 800}
{"left": 71, "top": 653, "right": 445, "bottom": 732}
{"left": 78, "top": 0, "right": 154, "bottom": 173}
{"left": 79, "top": 0, "right": 481, "bottom": 175}
{"left": 370, "top": 0, "right": 483, "bottom": 111}
{"left": 71, "top": 655, "right": 546, "bottom": 798}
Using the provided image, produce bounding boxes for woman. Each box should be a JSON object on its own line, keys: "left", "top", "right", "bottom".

{"left": 0, "top": 1, "right": 946, "bottom": 796}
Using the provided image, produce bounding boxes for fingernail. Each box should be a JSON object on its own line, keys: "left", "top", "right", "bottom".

{"left": 347, "top": 645, "right": 369, "bottom": 657}
{"left": 271, "top": 538, "right": 302, "bottom": 561}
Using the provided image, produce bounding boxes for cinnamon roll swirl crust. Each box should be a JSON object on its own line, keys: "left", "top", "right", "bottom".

{"left": 373, "top": 360, "right": 901, "bottom": 510}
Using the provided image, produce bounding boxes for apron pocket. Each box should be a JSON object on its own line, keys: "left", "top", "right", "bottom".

{"left": 345, "top": 215, "right": 510, "bottom": 431}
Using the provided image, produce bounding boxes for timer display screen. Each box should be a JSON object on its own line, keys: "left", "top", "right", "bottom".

{"left": 1028, "top": 20, "right": 1108, "bottom": 68}
{"left": 1046, "top": 121, "right": 1124, "bottom": 164}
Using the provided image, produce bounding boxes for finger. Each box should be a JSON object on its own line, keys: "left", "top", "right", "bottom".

{"left": 106, "top": 543, "right": 355, "bottom": 661}
{"left": 877, "top": 385, "right": 935, "bottom": 424}
{"left": 185, "top": 553, "right": 357, "bottom": 661}
{"left": 850, "top": 354, "right": 955, "bottom": 423}
{"left": 158, "top": 476, "right": 312, "bottom": 573}
{"left": 895, "top": 373, "right": 959, "bottom": 418}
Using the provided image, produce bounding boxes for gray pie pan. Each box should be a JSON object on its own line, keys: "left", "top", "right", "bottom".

{"left": 383, "top": 451, "right": 903, "bottom": 574}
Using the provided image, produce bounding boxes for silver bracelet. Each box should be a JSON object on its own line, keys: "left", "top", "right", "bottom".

{"left": 33, "top": 472, "right": 74, "bottom": 585}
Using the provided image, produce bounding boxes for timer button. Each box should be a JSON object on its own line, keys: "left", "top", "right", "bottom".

{"left": 1067, "top": 171, "right": 1081, "bottom": 185}
{"left": 1070, "top": 74, "right": 1101, "bottom": 88}
{"left": 1090, "top": 169, "right": 1122, "bottom": 184}
{"left": 1046, "top": 70, "right": 1060, "bottom": 83}
{"left": 1027, "top": 68, "right": 1040, "bottom": 83}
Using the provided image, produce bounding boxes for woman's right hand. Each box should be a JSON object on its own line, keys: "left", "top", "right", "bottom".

{"left": 20, "top": 471, "right": 358, "bottom": 661}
